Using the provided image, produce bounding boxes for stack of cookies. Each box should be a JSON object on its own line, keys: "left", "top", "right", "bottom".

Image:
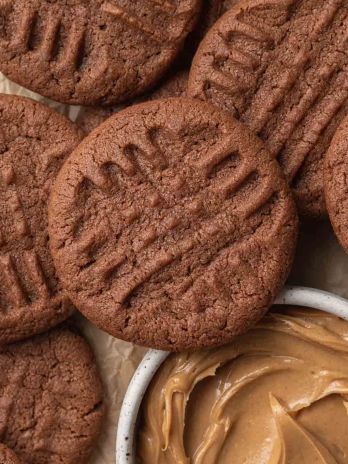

{"left": 0, "top": 0, "right": 347, "bottom": 462}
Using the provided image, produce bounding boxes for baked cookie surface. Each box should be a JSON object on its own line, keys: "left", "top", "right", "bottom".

{"left": 0, "top": 327, "right": 104, "bottom": 464}
{"left": 76, "top": 70, "right": 188, "bottom": 134}
{"left": 49, "top": 97, "right": 298, "bottom": 351}
{"left": 0, "top": 445, "right": 23, "bottom": 464}
{"left": 325, "top": 114, "right": 348, "bottom": 254}
{"left": 181, "top": 0, "right": 224, "bottom": 61}
{"left": 0, "top": 94, "right": 82, "bottom": 344}
{"left": 0, "top": 0, "right": 199, "bottom": 105}
{"left": 188, "top": 0, "right": 348, "bottom": 217}
{"left": 221, "top": 0, "right": 241, "bottom": 13}
{"left": 149, "top": 70, "right": 188, "bottom": 100}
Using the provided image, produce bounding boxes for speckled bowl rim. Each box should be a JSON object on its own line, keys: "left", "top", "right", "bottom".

{"left": 116, "top": 285, "right": 348, "bottom": 464}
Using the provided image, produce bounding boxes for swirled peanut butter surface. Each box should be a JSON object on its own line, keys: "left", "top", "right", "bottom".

{"left": 138, "top": 308, "right": 348, "bottom": 463}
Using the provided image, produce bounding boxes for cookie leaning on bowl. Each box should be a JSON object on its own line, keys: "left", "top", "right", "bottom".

{"left": 48, "top": 97, "right": 298, "bottom": 351}
{"left": 0, "top": 94, "right": 82, "bottom": 345}
{"left": 0, "top": 326, "right": 104, "bottom": 464}
{"left": 0, "top": 0, "right": 200, "bottom": 106}
{"left": 324, "top": 114, "right": 348, "bottom": 255}
{"left": 188, "top": 0, "right": 348, "bottom": 217}
{"left": 0, "top": 445, "right": 23, "bottom": 464}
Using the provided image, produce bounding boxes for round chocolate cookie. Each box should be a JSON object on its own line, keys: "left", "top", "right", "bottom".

{"left": 188, "top": 0, "right": 348, "bottom": 217}
{"left": 77, "top": 70, "right": 188, "bottom": 134}
{"left": 0, "top": 94, "right": 82, "bottom": 344}
{"left": 49, "top": 98, "right": 298, "bottom": 351}
{"left": 0, "top": 0, "right": 200, "bottom": 106}
{"left": 324, "top": 114, "right": 348, "bottom": 255}
{"left": 0, "top": 445, "right": 23, "bottom": 464}
{"left": 0, "top": 326, "right": 104, "bottom": 464}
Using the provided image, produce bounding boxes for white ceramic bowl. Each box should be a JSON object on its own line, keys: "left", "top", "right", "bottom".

{"left": 116, "top": 285, "right": 348, "bottom": 464}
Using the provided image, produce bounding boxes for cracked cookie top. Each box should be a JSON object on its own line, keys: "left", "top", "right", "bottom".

{"left": 49, "top": 97, "right": 298, "bottom": 351}
{"left": 0, "top": 94, "right": 82, "bottom": 345}
{"left": 0, "top": 0, "right": 199, "bottom": 105}
{"left": 76, "top": 69, "right": 189, "bottom": 134}
{"left": 0, "top": 327, "right": 104, "bottom": 464}
{"left": 188, "top": 0, "right": 348, "bottom": 217}
{"left": 0, "top": 445, "right": 23, "bottom": 464}
{"left": 325, "top": 114, "right": 348, "bottom": 255}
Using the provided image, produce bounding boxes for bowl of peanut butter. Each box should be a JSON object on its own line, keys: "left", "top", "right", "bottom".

{"left": 116, "top": 286, "right": 348, "bottom": 464}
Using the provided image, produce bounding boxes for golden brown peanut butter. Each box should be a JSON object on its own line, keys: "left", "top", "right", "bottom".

{"left": 137, "top": 308, "right": 348, "bottom": 464}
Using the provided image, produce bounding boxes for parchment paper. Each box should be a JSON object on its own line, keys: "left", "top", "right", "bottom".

{"left": 1, "top": 73, "right": 348, "bottom": 464}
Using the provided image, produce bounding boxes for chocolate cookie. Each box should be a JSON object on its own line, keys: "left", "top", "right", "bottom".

{"left": 188, "top": 0, "right": 348, "bottom": 217}
{"left": 0, "top": 326, "right": 104, "bottom": 464}
{"left": 0, "top": 94, "right": 82, "bottom": 344}
{"left": 181, "top": 0, "right": 224, "bottom": 61}
{"left": 150, "top": 70, "right": 188, "bottom": 100}
{"left": 324, "top": 114, "right": 348, "bottom": 255}
{"left": 49, "top": 98, "right": 298, "bottom": 351}
{"left": 0, "top": 445, "right": 23, "bottom": 464}
{"left": 77, "top": 70, "right": 188, "bottom": 134}
{"left": 0, "top": 0, "right": 200, "bottom": 106}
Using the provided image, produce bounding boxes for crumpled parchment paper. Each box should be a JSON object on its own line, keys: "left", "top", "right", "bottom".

{"left": 1, "top": 73, "right": 348, "bottom": 464}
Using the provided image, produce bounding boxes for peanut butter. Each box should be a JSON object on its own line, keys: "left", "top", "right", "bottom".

{"left": 138, "top": 308, "right": 348, "bottom": 463}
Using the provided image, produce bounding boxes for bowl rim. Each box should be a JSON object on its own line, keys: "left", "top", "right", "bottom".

{"left": 115, "top": 285, "right": 348, "bottom": 464}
